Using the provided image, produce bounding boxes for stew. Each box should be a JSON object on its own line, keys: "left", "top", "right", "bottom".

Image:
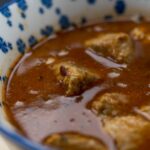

{"left": 5, "top": 21, "right": 150, "bottom": 150}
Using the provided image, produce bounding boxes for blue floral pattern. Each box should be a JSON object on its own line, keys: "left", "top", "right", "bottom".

{"left": 59, "top": 15, "right": 71, "bottom": 29}
{"left": 16, "top": 0, "right": 28, "bottom": 19}
{"left": 16, "top": 0, "right": 28, "bottom": 11}
{"left": 0, "top": 37, "right": 12, "bottom": 53}
{"left": 115, "top": 0, "right": 126, "bottom": 14}
{"left": 7, "top": 20, "right": 12, "bottom": 27}
{"left": 0, "top": 7, "right": 11, "bottom": 18}
{"left": 21, "top": 12, "right": 26, "bottom": 18}
{"left": 55, "top": 8, "right": 61, "bottom": 15}
{"left": 18, "top": 23, "right": 24, "bottom": 31}
{"left": 41, "top": 25, "right": 53, "bottom": 36}
{"left": 28, "top": 36, "right": 37, "bottom": 47}
{"left": 87, "top": 0, "right": 97, "bottom": 4}
{"left": 16, "top": 38, "right": 26, "bottom": 54}
{"left": 39, "top": 7, "right": 44, "bottom": 14}
{"left": 41, "top": 0, "right": 53, "bottom": 8}
{"left": 0, "top": 76, "right": 7, "bottom": 82}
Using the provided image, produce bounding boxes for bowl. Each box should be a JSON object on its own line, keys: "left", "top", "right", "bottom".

{"left": 0, "top": 0, "right": 150, "bottom": 150}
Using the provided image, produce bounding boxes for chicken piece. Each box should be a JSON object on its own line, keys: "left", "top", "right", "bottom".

{"left": 43, "top": 132, "right": 107, "bottom": 150}
{"left": 131, "top": 27, "right": 150, "bottom": 44}
{"left": 85, "top": 33, "right": 134, "bottom": 63}
{"left": 104, "top": 116, "right": 150, "bottom": 150}
{"left": 131, "top": 27, "right": 145, "bottom": 40}
{"left": 91, "top": 93, "right": 131, "bottom": 117}
{"left": 53, "top": 62, "right": 99, "bottom": 96}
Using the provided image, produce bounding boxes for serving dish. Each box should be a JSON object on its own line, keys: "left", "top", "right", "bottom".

{"left": 0, "top": 0, "right": 150, "bottom": 150}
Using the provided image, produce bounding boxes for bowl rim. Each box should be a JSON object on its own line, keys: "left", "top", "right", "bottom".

{"left": 0, "top": 123, "right": 50, "bottom": 150}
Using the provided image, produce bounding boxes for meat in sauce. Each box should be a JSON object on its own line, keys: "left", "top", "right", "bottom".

{"left": 4, "top": 21, "right": 150, "bottom": 150}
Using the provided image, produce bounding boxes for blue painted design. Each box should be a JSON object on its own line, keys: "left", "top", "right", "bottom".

{"left": 59, "top": 15, "right": 71, "bottom": 29}
{"left": 87, "top": 0, "right": 96, "bottom": 4}
{"left": 28, "top": 36, "right": 37, "bottom": 47}
{"left": 7, "top": 20, "right": 12, "bottom": 27}
{"left": 104, "top": 15, "right": 113, "bottom": 21}
{"left": 81, "top": 17, "right": 87, "bottom": 24}
{"left": 0, "top": 76, "right": 7, "bottom": 82}
{"left": 41, "top": 0, "right": 53, "bottom": 8}
{"left": 55, "top": 8, "right": 61, "bottom": 15}
{"left": 3, "top": 76, "right": 7, "bottom": 81}
{"left": 0, "top": 37, "right": 12, "bottom": 53}
{"left": 41, "top": 26, "right": 53, "bottom": 36}
{"left": 0, "top": 7, "right": 11, "bottom": 18}
{"left": 16, "top": 39, "right": 26, "bottom": 54}
{"left": 18, "top": 23, "right": 24, "bottom": 31}
{"left": 0, "top": 76, "right": 2, "bottom": 81}
{"left": 16, "top": 0, "right": 28, "bottom": 11}
{"left": 21, "top": 12, "right": 26, "bottom": 18}
{"left": 39, "top": 7, "right": 44, "bottom": 14}
{"left": 8, "top": 42, "right": 13, "bottom": 50}
{"left": 115, "top": 0, "right": 126, "bottom": 14}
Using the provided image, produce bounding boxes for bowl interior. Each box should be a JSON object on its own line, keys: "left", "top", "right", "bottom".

{"left": 0, "top": 0, "right": 150, "bottom": 149}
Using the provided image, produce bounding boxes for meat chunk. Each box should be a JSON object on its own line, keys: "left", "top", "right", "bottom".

{"left": 85, "top": 33, "right": 134, "bottom": 63}
{"left": 43, "top": 132, "right": 107, "bottom": 150}
{"left": 104, "top": 116, "right": 150, "bottom": 150}
{"left": 131, "top": 27, "right": 145, "bottom": 40}
{"left": 53, "top": 62, "right": 99, "bottom": 96}
{"left": 91, "top": 93, "right": 131, "bottom": 117}
{"left": 131, "top": 27, "right": 150, "bottom": 44}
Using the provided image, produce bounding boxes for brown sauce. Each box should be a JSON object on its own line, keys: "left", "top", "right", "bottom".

{"left": 4, "top": 21, "right": 150, "bottom": 150}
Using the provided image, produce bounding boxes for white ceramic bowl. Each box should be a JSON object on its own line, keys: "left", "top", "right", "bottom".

{"left": 0, "top": 0, "right": 150, "bottom": 150}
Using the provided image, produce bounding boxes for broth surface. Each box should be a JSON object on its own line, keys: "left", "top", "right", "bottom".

{"left": 5, "top": 21, "right": 150, "bottom": 150}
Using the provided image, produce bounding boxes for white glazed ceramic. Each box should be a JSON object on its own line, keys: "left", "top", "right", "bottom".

{"left": 0, "top": 0, "right": 150, "bottom": 150}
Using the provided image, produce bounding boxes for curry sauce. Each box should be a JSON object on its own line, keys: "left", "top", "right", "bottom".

{"left": 5, "top": 21, "right": 150, "bottom": 150}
